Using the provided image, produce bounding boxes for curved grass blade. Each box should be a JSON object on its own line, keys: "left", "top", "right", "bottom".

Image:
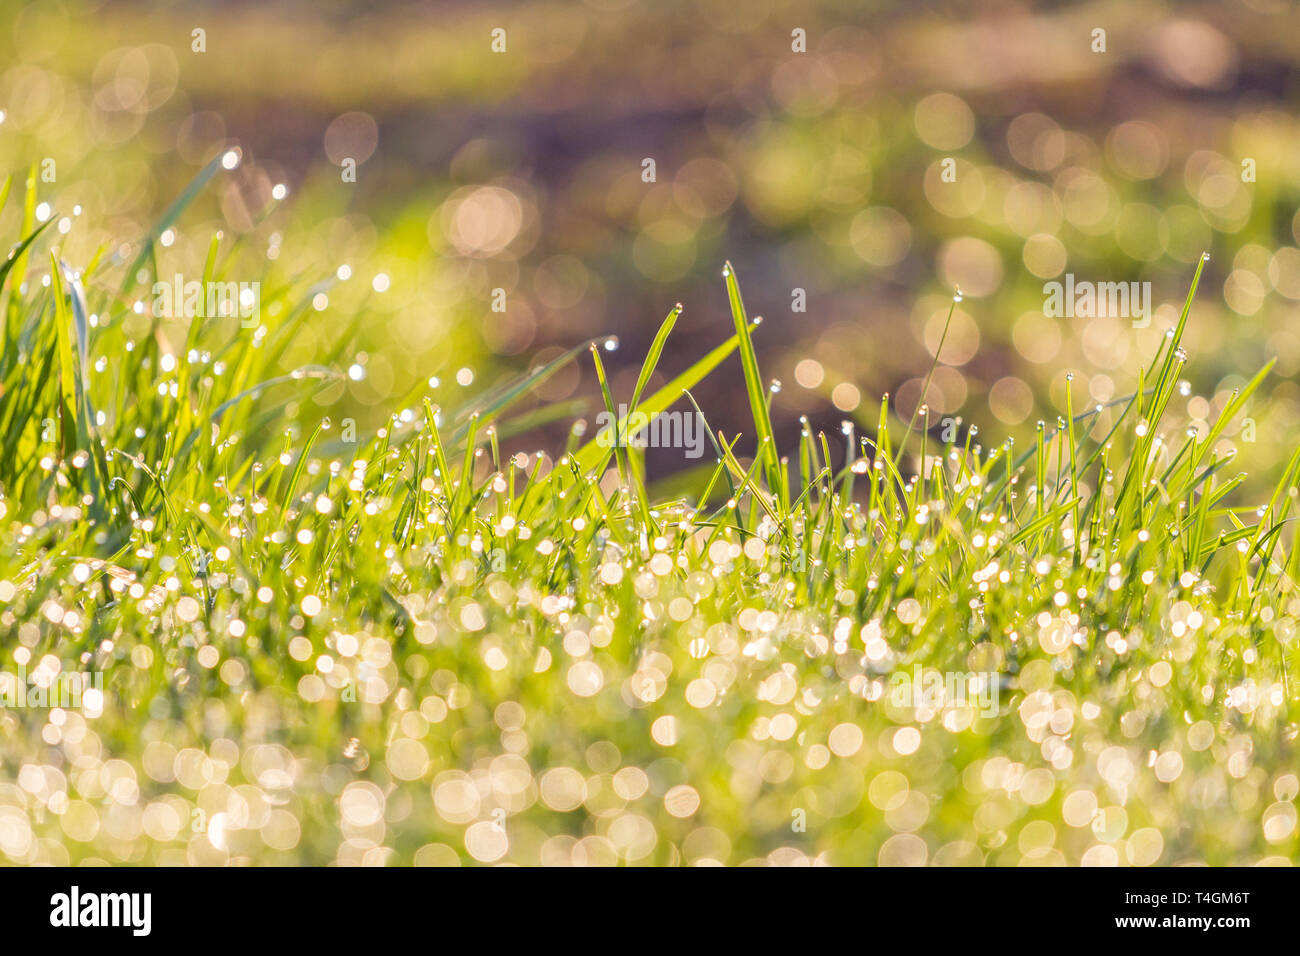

{"left": 722, "top": 261, "right": 787, "bottom": 514}
{"left": 119, "top": 152, "right": 227, "bottom": 297}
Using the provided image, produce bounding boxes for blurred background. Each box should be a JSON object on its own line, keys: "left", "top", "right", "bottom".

{"left": 3, "top": 0, "right": 1300, "bottom": 483}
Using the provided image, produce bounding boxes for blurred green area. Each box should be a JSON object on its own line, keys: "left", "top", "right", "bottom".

{"left": 5, "top": 0, "right": 1300, "bottom": 871}
{"left": 3, "top": 0, "right": 1300, "bottom": 486}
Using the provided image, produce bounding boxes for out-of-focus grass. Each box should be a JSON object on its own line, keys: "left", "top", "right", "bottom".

{"left": 1, "top": 163, "right": 1298, "bottom": 865}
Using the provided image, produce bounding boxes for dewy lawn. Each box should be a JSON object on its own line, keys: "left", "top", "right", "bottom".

{"left": 0, "top": 164, "right": 1296, "bottom": 866}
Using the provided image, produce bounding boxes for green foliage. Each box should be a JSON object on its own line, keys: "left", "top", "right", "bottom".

{"left": 0, "top": 173, "right": 1297, "bottom": 866}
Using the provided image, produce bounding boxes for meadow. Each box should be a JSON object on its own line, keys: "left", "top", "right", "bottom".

{"left": 0, "top": 154, "right": 1297, "bottom": 865}
{"left": 1, "top": 0, "right": 1299, "bottom": 868}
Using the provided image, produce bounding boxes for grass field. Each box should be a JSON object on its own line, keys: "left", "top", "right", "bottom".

{"left": 1, "top": 159, "right": 1298, "bottom": 867}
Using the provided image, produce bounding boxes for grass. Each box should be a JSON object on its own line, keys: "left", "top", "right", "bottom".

{"left": 1, "top": 166, "right": 1298, "bottom": 867}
